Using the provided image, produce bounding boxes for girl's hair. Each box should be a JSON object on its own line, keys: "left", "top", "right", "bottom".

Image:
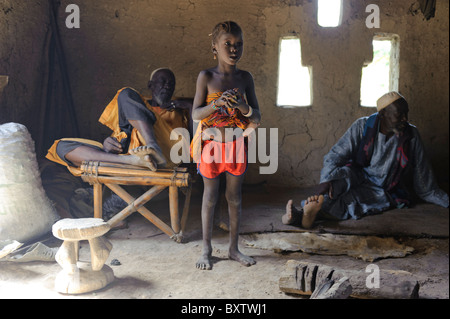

{"left": 210, "top": 21, "right": 243, "bottom": 44}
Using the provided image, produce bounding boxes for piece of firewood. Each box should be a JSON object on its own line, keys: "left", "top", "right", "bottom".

{"left": 279, "top": 260, "right": 419, "bottom": 299}
{"left": 310, "top": 276, "right": 352, "bottom": 299}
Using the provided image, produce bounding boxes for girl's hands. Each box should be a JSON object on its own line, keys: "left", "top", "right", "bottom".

{"left": 219, "top": 88, "right": 243, "bottom": 108}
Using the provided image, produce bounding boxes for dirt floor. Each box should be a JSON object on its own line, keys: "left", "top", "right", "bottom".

{"left": 0, "top": 183, "right": 448, "bottom": 301}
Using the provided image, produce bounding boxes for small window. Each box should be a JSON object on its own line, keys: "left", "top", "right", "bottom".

{"left": 318, "top": 0, "right": 343, "bottom": 27}
{"left": 360, "top": 34, "right": 400, "bottom": 107}
{"left": 277, "top": 37, "right": 312, "bottom": 107}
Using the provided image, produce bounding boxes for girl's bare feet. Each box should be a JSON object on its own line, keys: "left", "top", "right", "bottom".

{"left": 196, "top": 246, "right": 213, "bottom": 270}
{"left": 301, "top": 195, "right": 324, "bottom": 229}
{"left": 229, "top": 249, "right": 256, "bottom": 267}
{"left": 196, "top": 253, "right": 213, "bottom": 270}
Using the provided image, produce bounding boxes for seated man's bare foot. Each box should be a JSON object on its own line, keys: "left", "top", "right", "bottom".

{"left": 196, "top": 253, "right": 213, "bottom": 270}
{"left": 282, "top": 199, "right": 302, "bottom": 225}
{"left": 229, "top": 250, "right": 256, "bottom": 267}
{"left": 301, "top": 195, "right": 324, "bottom": 229}
{"left": 129, "top": 145, "right": 167, "bottom": 171}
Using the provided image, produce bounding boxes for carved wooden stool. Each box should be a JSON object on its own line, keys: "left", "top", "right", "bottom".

{"left": 52, "top": 218, "right": 114, "bottom": 294}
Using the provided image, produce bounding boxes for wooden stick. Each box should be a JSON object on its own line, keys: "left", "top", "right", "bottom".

{"left": 93, "top": 183, "right": 103, "bottom": 219}
{"left": 84, "top": 165, "right": 181, "bottom": 179}
{"left": 106, "top": 183, "right": 164, "bottom": 214}
{"left": 105, "top": 184, "right": 174, "bottom": 236}
{"left": 86, "top": 161, "right": 187, "bottom": 171}
{"left": 83, "top": 175, "right": 188, "bottom": 187}
{"left": 169, "top": 186, "right": 180, "bottom": 234}
{"left": 81, "top": 161, "right": 188, "bottom": 176}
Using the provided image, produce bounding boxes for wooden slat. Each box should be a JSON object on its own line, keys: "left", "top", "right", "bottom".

{"left": 169, "top": 186, "right": 180, "bottom": 234}
{"left": 105, "top": 184, "right": 174, "bottom": 236}
{"left": 93, "top": 183, "right": 103, "bottom": 219}
{"left": 83, "top": 175, "right": 188, "bottom": 187}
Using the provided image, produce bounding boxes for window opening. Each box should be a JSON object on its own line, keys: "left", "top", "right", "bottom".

{"left": 277, "top": 37, "right": 312, "bottom": 107}
{"left": 360, "top": 34, "right": 399, "bottom": 107}
{"left": 318, "top": 0, "right": 343, "bottom": 27}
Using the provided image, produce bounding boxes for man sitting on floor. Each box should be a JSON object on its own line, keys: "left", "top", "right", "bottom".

{"left": 282, "top": 91, "right": 449, "bottom": 229}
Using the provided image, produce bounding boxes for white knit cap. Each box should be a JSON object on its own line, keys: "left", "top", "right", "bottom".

{"left": 376, "top": 91, "right": 404, "bottom": 111}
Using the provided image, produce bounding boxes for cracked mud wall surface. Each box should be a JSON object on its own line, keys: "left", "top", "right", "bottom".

{"left": 1, "top": 0, "right": 448, "bottom": 187}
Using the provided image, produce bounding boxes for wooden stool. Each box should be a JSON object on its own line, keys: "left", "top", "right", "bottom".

{"left": 52, "top": 218, "right": 114, "bottom": 294}
{"left": 79, "top": 161, "right": 192, "bottom": 243}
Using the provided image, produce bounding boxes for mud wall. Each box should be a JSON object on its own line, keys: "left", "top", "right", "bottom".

{"left": 0, "top": 0, "right": 50, "bottom": 146}
{"left": 1, "top": 0, "right": 448, "bottom": 187}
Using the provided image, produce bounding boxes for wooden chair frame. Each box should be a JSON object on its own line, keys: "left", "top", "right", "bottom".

{"left": 79, "top": 161, "right": 192, "bottom": 243}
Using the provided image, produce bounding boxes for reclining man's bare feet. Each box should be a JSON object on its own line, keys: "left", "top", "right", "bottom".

{"left": 302, "top": 195, "right": 324, "bottom": 229}
{"left": 129, "top": 145, "right": 167, "bottom": 171}
{"left": 282, "top": 199, "right": 302, "bottom": 225}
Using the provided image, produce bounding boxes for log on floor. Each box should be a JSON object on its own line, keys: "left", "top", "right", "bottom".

{"left": 279, "top": 260, "right": 420, "bottom": 299}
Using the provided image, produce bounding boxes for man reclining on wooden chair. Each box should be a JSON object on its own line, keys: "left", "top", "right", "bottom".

{"left": 46, "top": 68, "right": 192, "bottom": 175}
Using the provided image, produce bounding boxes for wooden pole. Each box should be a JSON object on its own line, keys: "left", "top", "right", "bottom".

{"left": 84, "top": 165, "right": 181, "bottom": 179}
{"left": 93, "top": 183, "right": 103, "bottom": 219}
{"left": 83, "top": 175, "right": 188, "bottom": 187}
{"left": 81, "top": 161, "right": 188, "bottom": 178}
{"left": 105, "top": 184, "right": 174, "bottom": 236}
{"left": 169, "top": 186, "right": 180, "bottom": 234}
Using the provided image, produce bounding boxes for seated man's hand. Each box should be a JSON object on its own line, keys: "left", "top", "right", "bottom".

{"left": 162, "top": 99, "right": 193, "bottom": 111}
{"left": 103, "top": 136, "right": 123, "bottom": 154}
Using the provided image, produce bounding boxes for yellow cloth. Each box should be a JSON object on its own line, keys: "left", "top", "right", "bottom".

{"left": 46, "top": 87, "right": 189, "bottom": 175}
{"left": 46, "top": 138, "right": 103, "bottom": 176}
{"left": 151, "top": 105, "right": 190, "bottom": 133}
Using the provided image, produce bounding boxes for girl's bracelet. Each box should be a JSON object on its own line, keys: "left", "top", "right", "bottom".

{"left": 211, "top": 100, "right": 221, "bottom": 110}
{"left": 243, "top": 105, "right": 253, "bottom": 117}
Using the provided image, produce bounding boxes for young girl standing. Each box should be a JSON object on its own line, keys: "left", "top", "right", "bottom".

{"left": 192, "top": 21, "right": 261, "bottom": 270}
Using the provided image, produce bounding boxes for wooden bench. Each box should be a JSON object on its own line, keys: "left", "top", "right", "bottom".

{"left": 79, "top": 161, "right": 192, "bottom": 243}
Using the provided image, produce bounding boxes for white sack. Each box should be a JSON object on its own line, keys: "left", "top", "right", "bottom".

{"left": 0, "top": 123, "right": 59, "bottom": 242}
